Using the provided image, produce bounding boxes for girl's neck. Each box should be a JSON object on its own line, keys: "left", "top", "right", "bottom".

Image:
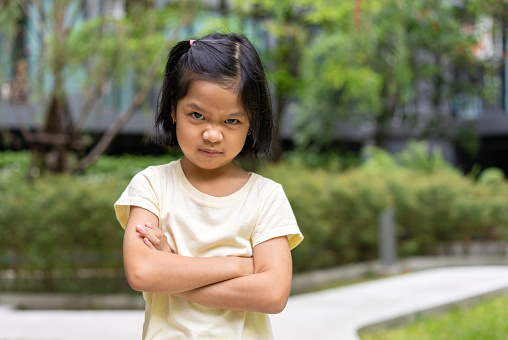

{"left": 180, "top": 158, "right": 250, "bottom": 197}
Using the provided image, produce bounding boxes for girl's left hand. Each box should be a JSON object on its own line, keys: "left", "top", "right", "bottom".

{"left": 136, "top": 223, "right": 173, "bottom": 253}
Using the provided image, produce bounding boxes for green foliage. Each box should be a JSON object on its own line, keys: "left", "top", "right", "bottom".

{"left": 361, "top": 144, "right": 508, "bottom": 255}
{"left": 283, "top": 150, "right": 361, "bottom": 172}
{"left": 0, "top": 175, "right": 124, "bottom": 265}
{"left": 0, "top": 152, "right": 177, "bottom": 292}
{"left": 0, "top": 174, "right": 127, "bottom": 292}
{"left": 453, "top": 123, "right": 481, "bottom": 159}
{"left": 0, "top": 1, "right": 21, "bottom": 84}
{"left": 1, "top": 1, "right": 198, "bottom": 176}
{"left": 364, "top": 140, "right": 460, "bottom": 175}
{"left": 85, "top": 153, "right": 178, "bottom": 179}
{"left": 262, "top": 144, "right": 508, "bottom": 272}
{"left": 64, "top": 4, "right": 188, "bottom": 86}
{"left": 1, "top": 150, "right": 507, "bottom": 291}
{"left": 477, "top": 167, "right": 506, "bottom": 185}
{"left": 287, "top": 0, "right": 501, "bottom": 148}
{"left": 361, "top": 293, "right": 508, "bottom": 340}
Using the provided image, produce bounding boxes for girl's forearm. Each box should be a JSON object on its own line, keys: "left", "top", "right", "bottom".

{"left": 124, "top": 206, "right": 253, "bottom": 294}
{"left": 125, "top": 249, "right": 253, "bottom": 294}
{"left": 173, "top": 237, "right": 293, "bottom": 314}
{"left": 172, "top": 271, "right": 290, "bottom": 314}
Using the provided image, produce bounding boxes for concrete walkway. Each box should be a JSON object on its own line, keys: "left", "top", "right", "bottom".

{"left": 271, "top": 266, "right": 508, "bottom": 339}
{"left": 1, "top": 266, "right": 508, "bottom": 340}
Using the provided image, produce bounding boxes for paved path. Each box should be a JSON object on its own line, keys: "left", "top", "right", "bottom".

{"left": 271, "top": 266, "right": 508, "bottom": 339}
{"left": 1, "top": 266, "right": 508, "bottom": 340}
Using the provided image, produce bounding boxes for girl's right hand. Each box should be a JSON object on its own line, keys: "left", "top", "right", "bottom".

{"left": 136, "top": 222, "right": 253, "bottom": 276}
{"left": 136, "top": 223, "right": 173, "bottom": 253}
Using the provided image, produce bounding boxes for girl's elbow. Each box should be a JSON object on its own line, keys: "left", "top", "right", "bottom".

{"left": 264, "top": 290, "right": 289, "bottom": 314}
{"left": 125, "top": 264, "right": 151, "bottom": 292}
{"left": 267, "top": 300, "right": 287, "bottom": 314}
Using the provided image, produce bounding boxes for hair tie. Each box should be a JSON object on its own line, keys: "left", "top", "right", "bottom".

{"left": 190, "top": 40, "right": 195, "bottom": 46}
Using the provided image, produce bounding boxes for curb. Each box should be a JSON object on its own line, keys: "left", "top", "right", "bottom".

{"left": 0, "top": 293, "right": 144, "bottom": 310}
{"left": 290, "top": 254, "right": 507, "bottom": 294}
{"left": 1, "top": 255, "right": 506, "bottom": 310}
{"left": 356, "top": 285, "right": 508, "bottom": 336}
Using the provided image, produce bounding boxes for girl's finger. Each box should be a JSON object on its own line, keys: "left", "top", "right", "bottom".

{"left": 137, "top": 224, "right": 157, "bottom": 237}
{"left": 143, "top": 237, "right": 156, "bottom": 250}
{"left": 136, "top": 226, "right": 153, "bottom": 240}
{"left": 144, "top": 223, "right": 164, "bottom": 239}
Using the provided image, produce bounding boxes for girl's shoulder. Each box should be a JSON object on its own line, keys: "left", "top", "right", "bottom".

{"left": 140, "top": 159, "right": 181, "bottom": 178}
{"left": 128, "top": 160, "right": 181, "bottom": 191}
{"left": 247, "top": 172, "right": 284, "bottom": 196}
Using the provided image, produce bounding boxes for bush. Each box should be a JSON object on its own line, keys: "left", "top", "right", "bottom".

{"left": 1, "top": 148, "right": 507, "bottom": 291}
{"left": 261, "top": 161, "right": 391, "bottom": 272}
{"left": 262, "top": 145, "right": 508, "bottom": 272}
{"left": 0, "top": 152, "right": 178, "bottom": 293}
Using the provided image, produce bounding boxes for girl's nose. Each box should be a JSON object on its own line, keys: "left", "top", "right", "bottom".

{"left": 203, "top": 126, "right": 223, "bottom": 144}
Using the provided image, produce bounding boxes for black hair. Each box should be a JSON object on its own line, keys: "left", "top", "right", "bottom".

{"left": 154, "top": 32, "right": 274, "bottom": 158}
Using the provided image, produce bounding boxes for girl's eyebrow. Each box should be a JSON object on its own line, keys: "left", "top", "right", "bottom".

{"left": 186, "top": 103, "right": 204, "bottom": 112}
{"left": 186, "top": 103, "right": 245, "bottom": 117}
{"left": 227, "top": 112, "right": 246, "bottom": 118}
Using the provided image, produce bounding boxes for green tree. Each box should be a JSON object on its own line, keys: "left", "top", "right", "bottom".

{"left": 294, "top": 0, "right": 504, "bottom": 150}
{"left": 1, "top": 0, "right": 196, "bottom": 179}
{"left": 294, "top": 0, "right": 383, "bottom": 148}
{"left": 228, "top": 0, "right": 310, "bottom": 160}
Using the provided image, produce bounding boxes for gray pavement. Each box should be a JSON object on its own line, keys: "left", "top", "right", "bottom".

{"left": 1, "top": 266, "right": 508, "bottom": 340}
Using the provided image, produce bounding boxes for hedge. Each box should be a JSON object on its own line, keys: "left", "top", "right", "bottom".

{"left": 0, "top": 152, "right": 176, "bottom": 292}
{"left": 1, "top": 146, "right": 507, "bottom": 292}
{"left": 260, "top": 143, "right": 508, "bottom": 272}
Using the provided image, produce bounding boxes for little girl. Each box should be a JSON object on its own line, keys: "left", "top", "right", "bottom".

{"left": 115, "top": 32, "right": 303, "bottom": 339}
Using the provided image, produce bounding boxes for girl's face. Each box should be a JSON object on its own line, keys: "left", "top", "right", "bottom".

{"left": 172, "top": 80, "right": 250, "bottom": 173}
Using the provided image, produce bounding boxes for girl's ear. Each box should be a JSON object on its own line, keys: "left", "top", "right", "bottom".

{"left": 170, "top": 91, "right": 176, "bottom": 122}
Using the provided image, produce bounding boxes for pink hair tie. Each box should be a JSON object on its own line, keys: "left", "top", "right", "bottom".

{"left": 190, "top": 40, "right": 195, "bottom": 46}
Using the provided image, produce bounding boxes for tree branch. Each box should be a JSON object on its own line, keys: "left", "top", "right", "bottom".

{"left": 69, "top": 13, "right": 107, "bottom": 138}
{"left": 73, "top": 8, "right": 195, "bottom": 173}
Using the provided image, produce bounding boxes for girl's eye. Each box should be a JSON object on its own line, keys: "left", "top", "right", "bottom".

{"left": 190, "top": 112, "right": 204, "bottom": 120}
{"left": 225, "top": 119, "right": 239, "bottom": 125}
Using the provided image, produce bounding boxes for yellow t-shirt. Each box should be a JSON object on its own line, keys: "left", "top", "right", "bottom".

{"left": 115, "top": 160, "right": 303, "bottom": 340}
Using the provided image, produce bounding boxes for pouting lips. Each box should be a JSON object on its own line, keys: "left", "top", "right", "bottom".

{"left": 199, "top": 149, "right": 222, "bottom": 158}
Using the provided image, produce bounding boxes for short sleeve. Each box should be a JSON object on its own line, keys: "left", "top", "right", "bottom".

{"left": 114, "top": 167, "right": 160, "bottom": 229}
{"left": 252, "top": 184, "right": 303, "bottom": 250}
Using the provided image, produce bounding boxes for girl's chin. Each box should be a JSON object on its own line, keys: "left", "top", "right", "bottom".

{"left": 184, "top": 156, "right": 232, "bottom": 171}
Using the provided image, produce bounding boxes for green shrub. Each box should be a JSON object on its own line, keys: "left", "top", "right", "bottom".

{"left": 261, "top": 162, "right": 392, "bottom": 272}
{"left": 1, "top": 148, "right": 508, "bottom": 291}
{"left": 261, "top": 145, "right": 508, "bottom": 272}
{"left": 0, "top": 152, "right": 165, "bottom": 292}
{"left": 477, "top": 167, "right": 505, "bottom": 185}
{"left": 0, "top": 175, "right": 124, "bottom": 264}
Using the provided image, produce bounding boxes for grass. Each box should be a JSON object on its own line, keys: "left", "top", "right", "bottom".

{"left": 360, "top": 293, "right": 508, "bottom": 340}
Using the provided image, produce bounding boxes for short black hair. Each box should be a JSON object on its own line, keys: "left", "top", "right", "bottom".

{"left": 154, "top": 32, "right": 274, "bottom": 158}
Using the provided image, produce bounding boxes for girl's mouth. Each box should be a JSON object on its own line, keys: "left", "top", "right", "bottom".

{"left": 199, "top": 149, "right": 222, "bottom": 158}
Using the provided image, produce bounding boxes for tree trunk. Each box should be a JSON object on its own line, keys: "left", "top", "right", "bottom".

{"left": 26, "top": 92, "right": 72, "bottom": 180}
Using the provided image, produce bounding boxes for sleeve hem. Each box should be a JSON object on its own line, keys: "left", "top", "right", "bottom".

{"left": 114, "top": 198, "right": 160, "bottom": 230}
{"left": 252, "top": 225, "right": 304, "bottom": 250}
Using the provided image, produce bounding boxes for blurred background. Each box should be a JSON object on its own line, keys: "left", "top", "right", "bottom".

{"left": 0, "top": 0, "right": 507, "bottom": 321}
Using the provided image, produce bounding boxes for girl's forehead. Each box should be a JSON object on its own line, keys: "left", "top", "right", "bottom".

{"left": 184, "top": 80, "right": 240, "bottom": 101}
{"left": 187, "top": 77, "right": 240, "bottom": 93}
{"left": 182, "top": 80, "right": 244, "bottom": 114}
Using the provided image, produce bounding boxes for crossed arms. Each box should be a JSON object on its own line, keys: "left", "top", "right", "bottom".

{"left": 123, "top": 206, "right": 293, "bottom": 314}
